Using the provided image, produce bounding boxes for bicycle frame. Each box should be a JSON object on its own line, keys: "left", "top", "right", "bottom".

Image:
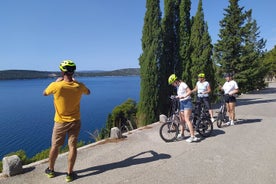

{"left": 159, "top": 96, "right": 181, "bottom": 142}
{"left": 189, "top": 100, "right": 213, "bottom": 137}
{"left": 215, "top": 94, "right": 228, "bottom": 128}
{"left": 159, "top": 96, "right": 213, "bottom": 142}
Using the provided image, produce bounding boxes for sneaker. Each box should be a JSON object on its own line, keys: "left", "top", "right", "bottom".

{"left": 45, "top": 167, "right": 55, "bottom": 178}
{"left": 225, "top": 121, "right": 231, "bottom": 126}
{"left": 66, "top": 172, "right": 76, "bottom": 182}
{"left": 177, "top": 133, "right": 185, "bottom": 140}
{"left": 211, "top": 118, "right": 215, "bottom": 123}
{"left": 230, "top": 120, "right": 235, "bottom": 126}
{"left": 186, "top": 136, "right": 200, "bottom": 143}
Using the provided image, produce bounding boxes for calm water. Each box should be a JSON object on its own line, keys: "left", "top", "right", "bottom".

{"left": 0, "top": 76, "right": 140, "bottom": 159}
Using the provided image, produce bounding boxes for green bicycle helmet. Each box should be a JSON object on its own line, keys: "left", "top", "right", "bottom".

{"left": 198, "top": 73, "right": 205, "bottom": 78}
{"left": 168, "top": 74, "right": 177, "bottom": 85}
{"left": 59, "top": 60, "right": 76, "bottom": 72}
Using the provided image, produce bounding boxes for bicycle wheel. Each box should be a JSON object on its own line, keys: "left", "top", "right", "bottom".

{"left": 216, "top": 118, "right": 223, "bottom": 128}
{"left": 216, "top": 112, "right": 224, "bottom": 128}
{"left": 196, "top": 118, "right": 213, "bottom": 137}
{"left": 159, "top": 121, "right": 179, "bottom": 142}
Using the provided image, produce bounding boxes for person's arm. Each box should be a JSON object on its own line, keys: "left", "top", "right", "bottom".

{"left": 219, "top": 83, "right": 224, "bottom": 91}
{"left": 229, "top": 81, "right": 239, "bottom": 95}
{"left": 82, "top": 84, "right": 91, "bottom": 95}
{"left": 229, "top": 88, "right": 239, "bottom": 95}
{"left": 204, "top": 84, "right": 211, "bottom": 94}
{"left": 185, "top": 87, "right": 192, "bottom": 97}
{"left": 43, "top": 90, "right": 48, "bottom": 96}
{"left": 178, "top": 87, "right": 192, "bottom": 99}
{"left": 86, "top": 88, "right": 91, "bottom": 95}
{"left": 191, "top": 85, "right": 198, "bottom": 93}
{"left": 43, "top": 83, "right": 54, "bottom": 96}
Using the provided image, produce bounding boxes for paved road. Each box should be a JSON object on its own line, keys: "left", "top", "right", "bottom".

{"left": 1, "top": 82, "right": 276, "bottom": 184}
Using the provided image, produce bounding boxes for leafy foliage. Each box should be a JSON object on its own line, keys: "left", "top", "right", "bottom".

{"left": 179, "top": 0, "right": 192, "bottom": 83}
{"left": 214, "top": 0, "right": 267, "bottom": 93}
{"left": 262, "top": 46, "right": 276, "bottom": 80}
{"left": 96, "top": 99, "right": 138, "bottom": 140}
{"left": 138, "top": 0, "right": 162, "bottom": 126}
{"left": 189, "top": 0, "right": 215, "bottom": 92}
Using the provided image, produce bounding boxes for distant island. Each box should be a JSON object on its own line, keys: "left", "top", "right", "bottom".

{"left": 0, "top": 68, "right": 140, "bottom": 80}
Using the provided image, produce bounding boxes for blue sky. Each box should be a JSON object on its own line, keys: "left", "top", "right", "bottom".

{"left": 0, "top": 0, "right": 275, "bottom": 71}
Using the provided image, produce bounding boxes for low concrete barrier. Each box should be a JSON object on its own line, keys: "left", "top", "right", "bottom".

{"left": 2, "top": 155, "right": 23, "bottom": 176}
{"left": 110, "top": 127, "right": 122, "bottom": 139}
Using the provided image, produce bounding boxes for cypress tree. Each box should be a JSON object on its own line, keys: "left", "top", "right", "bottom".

{"left": 138, "top": 0, "right": 162, "bottom": 126}
{"left": 189, "top": 0, "right": 214, "bottom": 90}
{"left": 179, "top": 0, "right": 192, "bottom": 85}
{"left": 159, "top": 0, "right": 180, "bottom": 114}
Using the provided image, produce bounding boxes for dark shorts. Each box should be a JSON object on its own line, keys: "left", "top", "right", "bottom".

{"left": 224, "top": 95, "right": 236, "bottom": 103}
{"left": 197, "top": 97, "right": 212, "bottom": 110}
{"left": 52, "top": 121, "right": 81, "bottom": 148}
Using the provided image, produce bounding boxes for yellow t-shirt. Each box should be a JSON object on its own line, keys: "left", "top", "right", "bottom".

{"left": 44, "top": 81, "right": 90, "bottom": 123}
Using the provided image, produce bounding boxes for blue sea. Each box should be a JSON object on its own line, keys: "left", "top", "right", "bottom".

{"left": 0, "top": 76, "right": 140, "bottom": 159}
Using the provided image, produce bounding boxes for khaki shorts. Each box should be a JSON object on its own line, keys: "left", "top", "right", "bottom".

{"left": 51, "top": 121, "right": 81, "bottom": 148}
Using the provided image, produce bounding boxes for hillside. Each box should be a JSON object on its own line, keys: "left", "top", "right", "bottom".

{"left": 0, "top": 68, "right": 140, "bottom": 80}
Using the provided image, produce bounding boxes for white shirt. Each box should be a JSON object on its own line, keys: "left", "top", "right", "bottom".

{"left": 196, "top": 81, "right": 209, "bottom": 97}
{"left": 222, "top": 80, "right": 238, "bottom": 94}
{"left": 177, "top": 82, "right": 191, "bottom": 101}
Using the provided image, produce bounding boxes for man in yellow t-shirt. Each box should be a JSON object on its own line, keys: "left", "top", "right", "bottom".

{"left": 43, "top": 60, "right": 90, "bottom": 182}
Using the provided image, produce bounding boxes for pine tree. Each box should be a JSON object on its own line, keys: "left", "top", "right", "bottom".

{"left": 214, "top": 0, "right": 267, "bottom": 92}
{"left": 214, "top": 0, "right": 246, "bottom": 76}
{"left": 138, "top": 0, "right": 162, "bottom": 126}
{"left": 237, "top": 10, "right": 267, "bottom": 91}
{"left": 189, "top": 0, "right": 214, "bottom": 90}
{"left": 263, "top": 46, "right": 276, "bottom": 81}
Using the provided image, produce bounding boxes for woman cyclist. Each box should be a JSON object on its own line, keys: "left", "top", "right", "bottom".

{"left": 192, "top": 73, "right": 215, "bottom": 122}
{"left": 220, "top": 73, "right": 239, "bottom": 126}
{"left": 168, "top": 74, "right": 200, "bottom": 143}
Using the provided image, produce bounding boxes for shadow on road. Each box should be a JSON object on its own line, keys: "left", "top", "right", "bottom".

{"left": 235, "top": 118, "right": 262, "bottom": 125}
{"left": 22, "top": 166, "right": 35, "bottom": 174}
{"left": 210, "top": 129, "right": 225, "bottom": 137}
{"left": 246, "top": 85, "right": 276, "bottom": 95}
{"left": 75, "top": 150, "right": 171, "bottom": 179}
{"left": 237, "top": 98, "right": 276, "bottom": 107}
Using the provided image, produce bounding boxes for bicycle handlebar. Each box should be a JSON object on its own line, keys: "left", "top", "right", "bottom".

{"left": 170, "top": 95, "right": 177, "bottom": 100}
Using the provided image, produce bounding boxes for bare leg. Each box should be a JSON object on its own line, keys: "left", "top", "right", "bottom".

{"left": 209, "top": 109, "right": 214, "bottom": 119}
{"left": 184, "top": 109, "right": 195, "bottom": 137}
{"left": 226, "top": 103, "right": 231, "bottom": 120}
{"left": 179, "top": 111, "right": 186, "bottom": 136}
{"left": 67, "top": 146, "right": 77, "bottom": 174}
{"left": 48, "top": 146, "right": 59, "bottom": 170}
{"left": 228, "top": 102, "right": 236, "bottom": 121}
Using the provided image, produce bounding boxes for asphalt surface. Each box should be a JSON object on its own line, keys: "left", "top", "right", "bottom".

{"left": 1, "top": 82, "right": 276, "bottom": 184}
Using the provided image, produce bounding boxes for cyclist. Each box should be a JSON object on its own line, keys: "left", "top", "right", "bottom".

{"left": 192, "top": 73, "right": 215, "bottom": 122}
{"left": 168, "top": 74, "right": 200, "bottom": 143}
{"left": 220, "top": 73, "right": 239, "bottom": 126}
